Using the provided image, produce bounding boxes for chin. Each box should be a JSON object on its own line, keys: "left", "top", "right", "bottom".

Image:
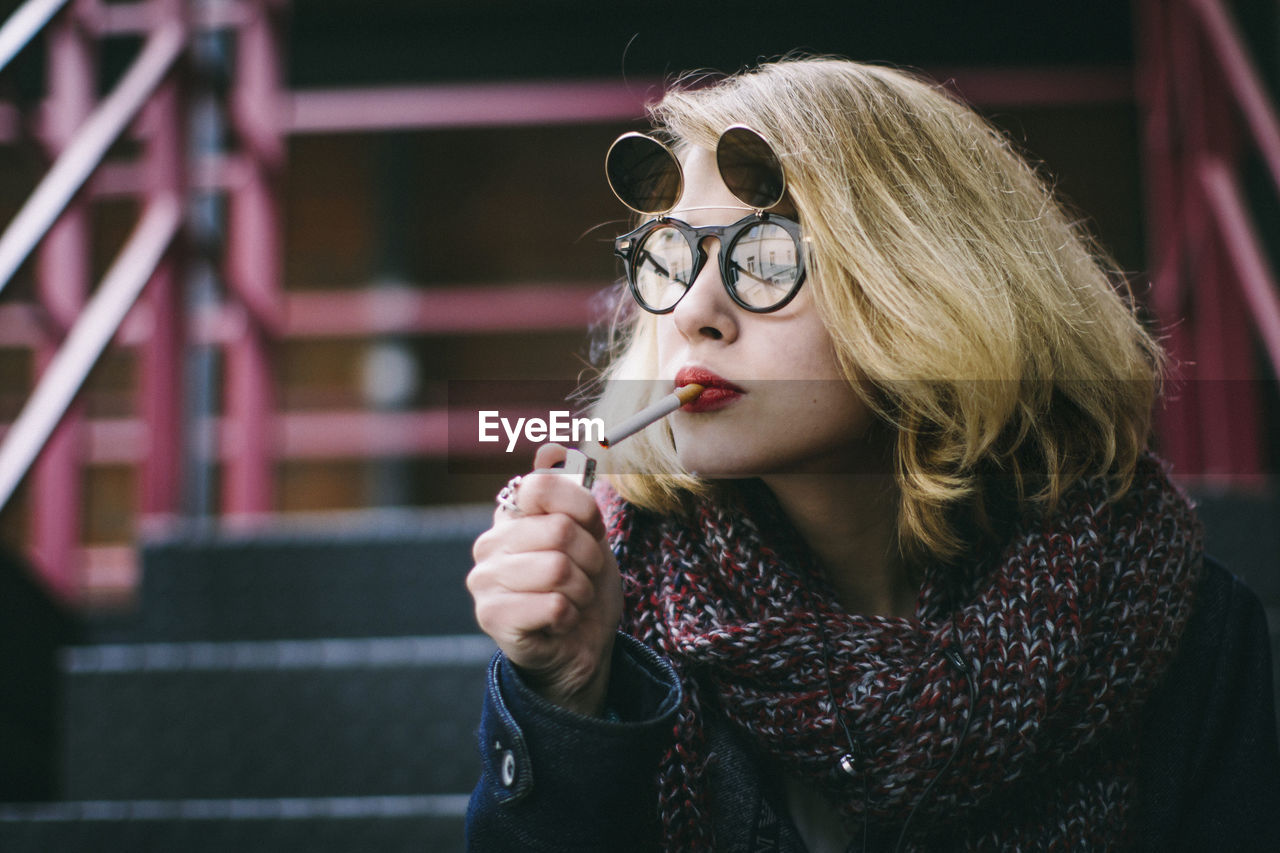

{"left": 674, "top": 440, "right": 792, "bottom": 479}
{"left": 674, "top": 444, "right": 752, "bottom": 478}
{"left": 675, "top": 429, "right": 882, "bottom": 478}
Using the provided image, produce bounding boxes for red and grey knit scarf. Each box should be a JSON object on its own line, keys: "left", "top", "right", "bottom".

{"left": 603, "top": 453, "right": 1202, "bottom": 850}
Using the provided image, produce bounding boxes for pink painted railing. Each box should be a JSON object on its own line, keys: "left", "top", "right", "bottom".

{"left": 0, "top": 0, "right": 186, "bottom": 600}
{"left": 0, "top": 20, "right": 184, "bottom": 293}
{"left": 1136, "top": 0, "right": 1280, "bottom": 484}
{"left": 0, "top": 0, "right": 71, "bottom": 73}
{"left": 3, "top": 0, "right": 1270, "bottom": 602}
{"left": 0, "top": 195, "right": 182, "bottom": 509}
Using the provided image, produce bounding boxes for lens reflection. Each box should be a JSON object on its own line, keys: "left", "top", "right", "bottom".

{"left": 727, "top": 221, "right": 800, "bottom": 307}
{"left": 633, "top": 224, "right": 693, "bottom": 310}
{"left": 623, "top": 218, "right": 804, "bottom": 313}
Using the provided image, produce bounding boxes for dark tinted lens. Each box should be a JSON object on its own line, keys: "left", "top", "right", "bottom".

{"left": 606, "top": 133, "right": 682, "bottom": 214}
{"left": 632, "top": 224, "right": 694, "bottom": 311}
{"left": 726, "top": 221, "right": 801, "bottom": 308}
{"left": 716, "top": 126, "right": 786, "bottom": 210}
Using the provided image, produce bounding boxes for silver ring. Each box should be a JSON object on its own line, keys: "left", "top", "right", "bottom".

{"left": 495, "top": 475, "right": 524, "bottom": 515}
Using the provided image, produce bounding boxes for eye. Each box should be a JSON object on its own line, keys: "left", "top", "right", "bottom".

{"left": 632, "top": 225, "right": 694, "bottom": 312}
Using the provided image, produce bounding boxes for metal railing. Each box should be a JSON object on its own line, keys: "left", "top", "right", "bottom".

{"left": 3, "top": 0, "right": 1273, "bottom": 602}
{"left": 0, "top": 21, "right": 184, "bottom": 295}
{"left": 0, "top": 0, "right": 71, "bottom": 73}
{"left": 0, "top": 0, "right": 186, "bottom": 599}
{"left": 0, "top": 194, "right": 182, "bottom": 510}
{"left": 1136, "top": 0, "right": 1280, "bottom": 483}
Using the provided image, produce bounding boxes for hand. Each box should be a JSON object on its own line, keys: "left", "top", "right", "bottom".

{"left": 468, "top": 444, "right": 622, "bottom": 716}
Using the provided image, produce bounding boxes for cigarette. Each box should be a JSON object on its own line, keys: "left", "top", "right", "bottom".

{"left": 600, "top": 384, "right": 704, "bottom": 449}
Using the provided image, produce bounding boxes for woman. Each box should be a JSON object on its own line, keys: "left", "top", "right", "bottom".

{"left": 465, "top": 58, "right": 1280, "bottom": 851}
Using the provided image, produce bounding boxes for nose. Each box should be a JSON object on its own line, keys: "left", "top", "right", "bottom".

{"left": 670, "top": 236, "right": 738, "bottom": 343}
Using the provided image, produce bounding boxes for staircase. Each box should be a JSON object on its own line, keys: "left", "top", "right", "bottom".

{"left": 3, "top": 489, "right": 1280, "bottom": 852}
{"left": 1, "top": 1, "right": 1278, "bottom": 850}
{"left": 0, "top": 505, "right": 492, "bottom": 852}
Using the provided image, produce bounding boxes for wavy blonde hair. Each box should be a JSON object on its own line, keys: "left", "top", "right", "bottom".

{"left": 591, "top": 57, "right": 1162, "bottom": 562}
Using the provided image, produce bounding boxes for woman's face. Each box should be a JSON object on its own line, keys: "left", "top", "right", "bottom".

{"left": 656, "top": 146, "right": 875, "bottom": 477}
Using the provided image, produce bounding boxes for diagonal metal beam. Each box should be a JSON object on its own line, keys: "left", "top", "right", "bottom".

{"left": 1191, "top": 0, "right": 1280, "bottom": 196}
{"left": 1199, "top": 159, "right": 1280, "bottom": 377}
{"left": 0, "top": 0, "right": 71, "bottom": 75}
{"left": 0, "top": 20, "right": 184, "bottom": 297}
{"left": 0, "top": 194, "right": 181, "bottom": 511}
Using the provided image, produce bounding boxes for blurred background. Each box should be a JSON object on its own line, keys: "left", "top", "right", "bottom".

{"left": 0, "top": 0, "right": 1277, "bottom": 849}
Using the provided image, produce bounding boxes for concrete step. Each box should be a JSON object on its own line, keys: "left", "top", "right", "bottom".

{"left": 0, "top": 795, "right": 466, "bottom": 852}
{"left": 60, "top": 635, "right": 493, "bottom": 801}
{"left": 120, "top": 507, "right": 491, "bottom": 643}
{"left": 104, "top": 492, "right": 1277, "bottom": 646}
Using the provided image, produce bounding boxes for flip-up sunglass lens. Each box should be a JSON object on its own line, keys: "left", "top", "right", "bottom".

{"left": 716, "top": 125, "right": 787, "bottom": 211}
{"left": 605, "top": 133, "right": 683, "bottom": 215}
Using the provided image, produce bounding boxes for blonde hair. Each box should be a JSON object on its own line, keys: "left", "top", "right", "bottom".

{"left": 592, "top": 57, "right": 1162, "bottom": 562}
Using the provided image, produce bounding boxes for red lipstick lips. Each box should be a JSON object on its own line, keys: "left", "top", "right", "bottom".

{"left": 674, "top": 367, "right": 745, "bottom": 413}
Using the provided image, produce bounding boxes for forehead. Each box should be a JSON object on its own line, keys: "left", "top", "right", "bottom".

{"left": 673, "top": 147, "right": 752, "bottom": 213}
{"left": 673, "top": 142, "right": 800, "bottom": 220}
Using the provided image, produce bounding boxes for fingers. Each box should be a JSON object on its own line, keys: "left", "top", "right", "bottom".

{"left": 493, "top": 446, "right": 606, "bottom": 541}
{"left": 532, "top": 443, "right": 569, "bottom": 470}
{"left": 470, "top": 443, "right": 618, "bottom": 683}
{"left": 468, "top": 542, "right": 600, "bottom": 639}
{"left": 470, "top": 550, "right": 595, "bottom": 611}
{"left": 473, "top": 589, "right": 582, "bottom": 642}
{"left": 511, "top": 471, "right": 605, "bottom": 539}
{"left": 473, "top": 512, "right": 605, "bottom": 575}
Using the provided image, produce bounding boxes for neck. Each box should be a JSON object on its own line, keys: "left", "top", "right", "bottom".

{"left": 760, "top": 471, "right": 916, "bottom": 617}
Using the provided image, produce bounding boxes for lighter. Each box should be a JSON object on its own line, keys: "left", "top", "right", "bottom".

{"left": 550, "top": 447, "right": 596, "bottom": 489}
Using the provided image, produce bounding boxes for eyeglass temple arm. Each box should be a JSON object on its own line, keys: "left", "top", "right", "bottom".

{"left": 727, "top": 260, "right": 775, "bottom": 286}
{"left": 635, "top": 249, "right": 668, "bottom": 278}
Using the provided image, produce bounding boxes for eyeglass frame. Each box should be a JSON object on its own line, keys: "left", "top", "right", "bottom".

{"left": 605, "top": 125, "right": 809, "bottom": 315}
{"left": 613, "top": 210, "right": 809, "bottom": 314}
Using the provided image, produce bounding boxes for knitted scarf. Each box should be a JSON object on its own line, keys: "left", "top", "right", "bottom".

{"left": 603, "top": 453, "right": 1202, "bottom": 851}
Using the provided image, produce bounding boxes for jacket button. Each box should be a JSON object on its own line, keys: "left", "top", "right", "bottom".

{"left": 499, "top": 750, "right": 517, "bottom": 788}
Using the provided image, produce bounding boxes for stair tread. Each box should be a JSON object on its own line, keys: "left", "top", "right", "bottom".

{"left": 61, "top": 655, "right": 488, "bottom": 799}
{"left": 0, "top": 794, "right": 468, "bottom": 820}
{"left": 62, "top": 634, "right": 496, "bottom": 673}
{"left": 124, "top": 509, "right": 491, "bottom": 642}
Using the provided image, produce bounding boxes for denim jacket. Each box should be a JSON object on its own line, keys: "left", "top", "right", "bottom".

{"left": 466, "top": 557, "right": 1280, "bottom": 851}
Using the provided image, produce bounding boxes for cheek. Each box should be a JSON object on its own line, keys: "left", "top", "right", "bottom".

{"left": 769, "top": 333, "right": 844, "bottom": 381}
{"left": 654, "top": 320, "right": 680, "bottom": 368}
{"left": 783, "top": 382, "right": 866, "bottom": 433}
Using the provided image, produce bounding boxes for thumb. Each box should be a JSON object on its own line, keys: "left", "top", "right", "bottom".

{"left": 533, "top": 443, "right": 569, "bottom": 470}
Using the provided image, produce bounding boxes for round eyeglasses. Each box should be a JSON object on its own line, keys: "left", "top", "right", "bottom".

{"left": 605, "top": 125, "right": 807, "bottom": 314}
{"left": 613, "top": 213, "right": 806, "bottom": 314}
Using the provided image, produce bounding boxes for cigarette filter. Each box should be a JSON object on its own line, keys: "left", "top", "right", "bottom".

{"left": 600, "top": 383, "right": 704, "bottom": 448}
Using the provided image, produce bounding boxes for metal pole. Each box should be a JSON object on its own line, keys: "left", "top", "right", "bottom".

{"left": 223, "top": 0, "right": 282, "bottom": 517}
{"left": 1196, "top": 25, "right": 1261, "bottom": 480}
{"left": 138, "top": 0, "right": 187, "bottom": 518}
{"left": 365, "top": 135, "right": 417, "bottom": 507}
{"left": 182, "top": 12, "right": 233, "bottom": 519}
{"left": 31, "top": 0, "right": 93, "bottom": 600}
{"left": 1136, "top": 0, "right": 1200, "bottom": 476}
